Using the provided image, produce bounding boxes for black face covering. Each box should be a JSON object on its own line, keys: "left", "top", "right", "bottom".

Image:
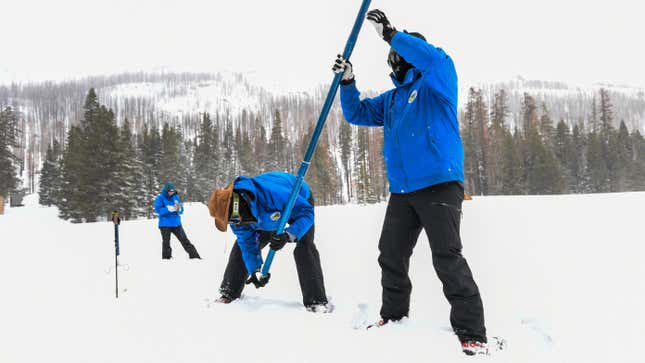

{"left": 387, "top": 31, "right": 427, "bottom": 83}
{"left": 388, "top": 48, "right": 413, "bottom": 83}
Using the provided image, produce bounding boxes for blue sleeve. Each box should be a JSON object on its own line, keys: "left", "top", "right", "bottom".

{"left": 390, "top": 32, "right": 458, "bottom": 105}
{"left": 231, "top": 225, "right": 262, "bottom": 274}
{"left": 154, "top": 195, "right": 172, "bottom": 217}
{"left": 339, "top": 82, "right": 387, "bottom": 127}
{"left": 284, "top": 196, "right": 314, "bottom": 240}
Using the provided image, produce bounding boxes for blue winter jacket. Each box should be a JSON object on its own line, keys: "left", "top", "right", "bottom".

{"left": 340, "top": 32, "right": 464, "bottom": 194}
{"left": 154, "top": 188, "right": 184, "bottom": 227}
{"left": 230, "top": 172, "right": 314, "bottom": 274}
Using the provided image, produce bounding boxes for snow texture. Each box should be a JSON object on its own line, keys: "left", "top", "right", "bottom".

{"left": 1, "top": 192, "right": 644, "bottom": 362}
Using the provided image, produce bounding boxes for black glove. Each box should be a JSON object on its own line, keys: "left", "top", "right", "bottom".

{"left": 245, "top": 270, "right": 270, "bottom": 289}
{"left": 269, "top": 231, "right": 294, "bottom": 251}
{"left": 366, "top": 9, "right": 397, "bottom": 43}
{"left": 332, "top": 55, "right": 355, "bottom": 85}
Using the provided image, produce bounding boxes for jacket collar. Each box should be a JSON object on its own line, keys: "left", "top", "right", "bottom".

{"left": 390, "top": 68, "right": 421, "bottom": 88}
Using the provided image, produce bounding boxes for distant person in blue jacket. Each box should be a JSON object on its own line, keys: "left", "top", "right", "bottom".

{"left": 207, "top": 172, "right": 330, "bottom": 313}
{"left": 332, "top": 9, "right": 487, "bottom": 355}
{"left": 154, "top": 182, "right": 201, "bottom": 260}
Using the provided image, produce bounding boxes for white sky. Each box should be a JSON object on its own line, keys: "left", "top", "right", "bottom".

{"left": 1, "top": 0, "right": 644, "bottom": 92}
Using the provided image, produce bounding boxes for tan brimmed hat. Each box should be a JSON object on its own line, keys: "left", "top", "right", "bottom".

{"left": 208, "top": 182, "right": 234, "bottom": 232}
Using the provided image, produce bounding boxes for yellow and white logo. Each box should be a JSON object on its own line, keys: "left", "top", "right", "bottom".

{"left": 408, "top": 90, "right": 418, "bottom": 104}
{"left": 270, "top": 212, "right": 281, "bottom": 221}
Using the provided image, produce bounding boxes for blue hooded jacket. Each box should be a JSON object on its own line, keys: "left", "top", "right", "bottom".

{"left": 154, "top": 183, "right": 184, "bottom": 227}
{"left": 229, "top": 172, "right": 314, "bottom": 274}
{"left": 340, "top": 31, "right": 464, "bottom": 194}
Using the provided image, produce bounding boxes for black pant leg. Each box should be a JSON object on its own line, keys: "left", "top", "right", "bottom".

{"left": 219, "top": 232, "right": 270, "bottom": 299}
{"left": 171, "top": 226, "right": 201, "bottom": 259}
{"left": 378, "top": 193, "right": 423, "bottom": 321}
{"left": 219, "top": 242, "right": 249, "bottom": 299}
{"left": 160, "top": 227, "right": 172, "bottom": 259}
{"left": 411, "top": 182, "right": 486, "bottom": 343}
{"left": 292, "top": 225, "right": 328, "bottom": 306}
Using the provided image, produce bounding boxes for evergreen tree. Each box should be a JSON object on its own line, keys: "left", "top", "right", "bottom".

{"left": 553, "top": 120, "right": 573, "bottom": 193}
{"left": 585, "top": 131, "right": 609, "bottom": 193}
{"left": 368, "top": 129, "right": 387, "bottom": 202}
{"left": 599, "top": 89, "right": 614, "bottom": 132}
{"left": 238, "top": 127, "right": 256, "bottom": 176}
{"left": 339, "top": 119, "right": 353, "bottom": 202}
{"left": 175, "top": 128, "right": 193, "bottom": 200}
{"left": 38, "top": 139, "right": 62, "bottom": 206}
{"left": 627, "top": 130, "right": 645, "bottom": 190}
{"left": 268, "top": 110, "right": 287, "bottom": 171}
{"left": 183, "top": 139, "right": 198, "bottom": 202}
{"left": 158, "top": 123, "right": 184, "bottom": 192}
{"left": 598, "top": 89, "right": 618, "bottom": 191}
{"left": 500, "top": 129, "right": 523, "bottom": 195}
{"left": 589, "top": 97, "right": 599, "bottom": 133}
{"left": 539, "top": 103, "right": 555, "bottom": 147}
{"left": 519, "top": 94, "right": 563, "bottom": 194}
{"left": 521, "top": 93, "right": 538, "bottom": 136}
{"left": 193, "top": 113, "right": 217, "bottom": 202}
{"left": 525, "top": 127, "right": 564, "bottom": 194}
{"left": 112, "top": 119, "right": 146, "bottom": 220}
{"left": 0, "top": 107, "right": 20, "bottom": 200}
{"left": 488, "top": 89, "right": 510, "bottom": 194}
{"left": 474, "top": 89, "right": 489, "bottom": 195}
{"left": 139, "top": 124, "right": 162, "bottom": 218}
{"left": 354, "top": 126, "right": 371, "bottom": 203}
{"left": 222, "top": 119, "right": 238, "bottom": 182}
{"left": 613, "top": 121, "right": 631, "bottom": 191}
{"left": 301, "top": 125, "right": 337, "bottom": 205}
{"left": 254, "top": 123, "right": 267, "bottom": 174}
{"left": 570, "top": 123, "right": 587, "bottom": 193}
{"left": 59, "top": 126, "right": 87, "bottom": 222}
{"left": 461, "top": 88, "right": 479, "bottom": 194}
{"left": 58, "top": 89, "right": 120, "bottom": 222}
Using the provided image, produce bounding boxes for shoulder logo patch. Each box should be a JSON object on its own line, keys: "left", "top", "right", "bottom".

{"left": 270, "top": 211, "right": 281, "bottom": 221}
{"left": 408, "top": 90, "right": 418, "bottom": 104}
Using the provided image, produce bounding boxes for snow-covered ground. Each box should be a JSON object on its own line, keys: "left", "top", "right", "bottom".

{"left": 1, "top": 192, "right": 644, "bottom": 363}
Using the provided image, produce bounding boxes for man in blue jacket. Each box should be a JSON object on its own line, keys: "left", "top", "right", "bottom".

{"left": 207, "top": 172, "right": 330, "bottom": 313}
{"left": 332, "top": 9, "right": 487, "bottom": 355}
{"left": 154, "top": 182, "right": 201, "bottom": 260}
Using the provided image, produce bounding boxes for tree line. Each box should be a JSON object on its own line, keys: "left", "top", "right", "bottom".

{"left": 38, "top": 89, "right": 387, "bottom": 222}
{"left": 34, "top": 86, "right": 645, "bottom": 222}
{"left": 462, "top": 88, "right": 645, "bottom": 195}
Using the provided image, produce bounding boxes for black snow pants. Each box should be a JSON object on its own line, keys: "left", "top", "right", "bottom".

{"left": 160, "top": 225, "right": 201, "bottom": 259}
{"left": 219, "top": 225, "right": 328, "bottom": 307}
{"left": 378, "top": 181, "right": 486, "bottom": 342}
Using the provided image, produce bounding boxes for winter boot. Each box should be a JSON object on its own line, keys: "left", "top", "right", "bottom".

{"left": 461, "top": 340, "right": 488, "bottom": 356}
{"left": 305, "top": 303, "right": 334, "bottom": 313}
{"left": 366, "top": 316, "right": 406, "bottom": 329}
{"left": 366, "top": 318, "right": 389, "bottom": 329}
{"left": 215, "top": 294, "right": 234, "bottom": 304}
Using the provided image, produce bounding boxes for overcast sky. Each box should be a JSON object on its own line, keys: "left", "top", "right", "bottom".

{"left": 2, "top": 0, "right": 644, "bottom": 92}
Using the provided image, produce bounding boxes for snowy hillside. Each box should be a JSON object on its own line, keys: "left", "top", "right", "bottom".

{"left": 102, "top": 72, "right": 272, "bottom": 122}
{"left": 1, "top": 192, "right": 644, "bottom": 363}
